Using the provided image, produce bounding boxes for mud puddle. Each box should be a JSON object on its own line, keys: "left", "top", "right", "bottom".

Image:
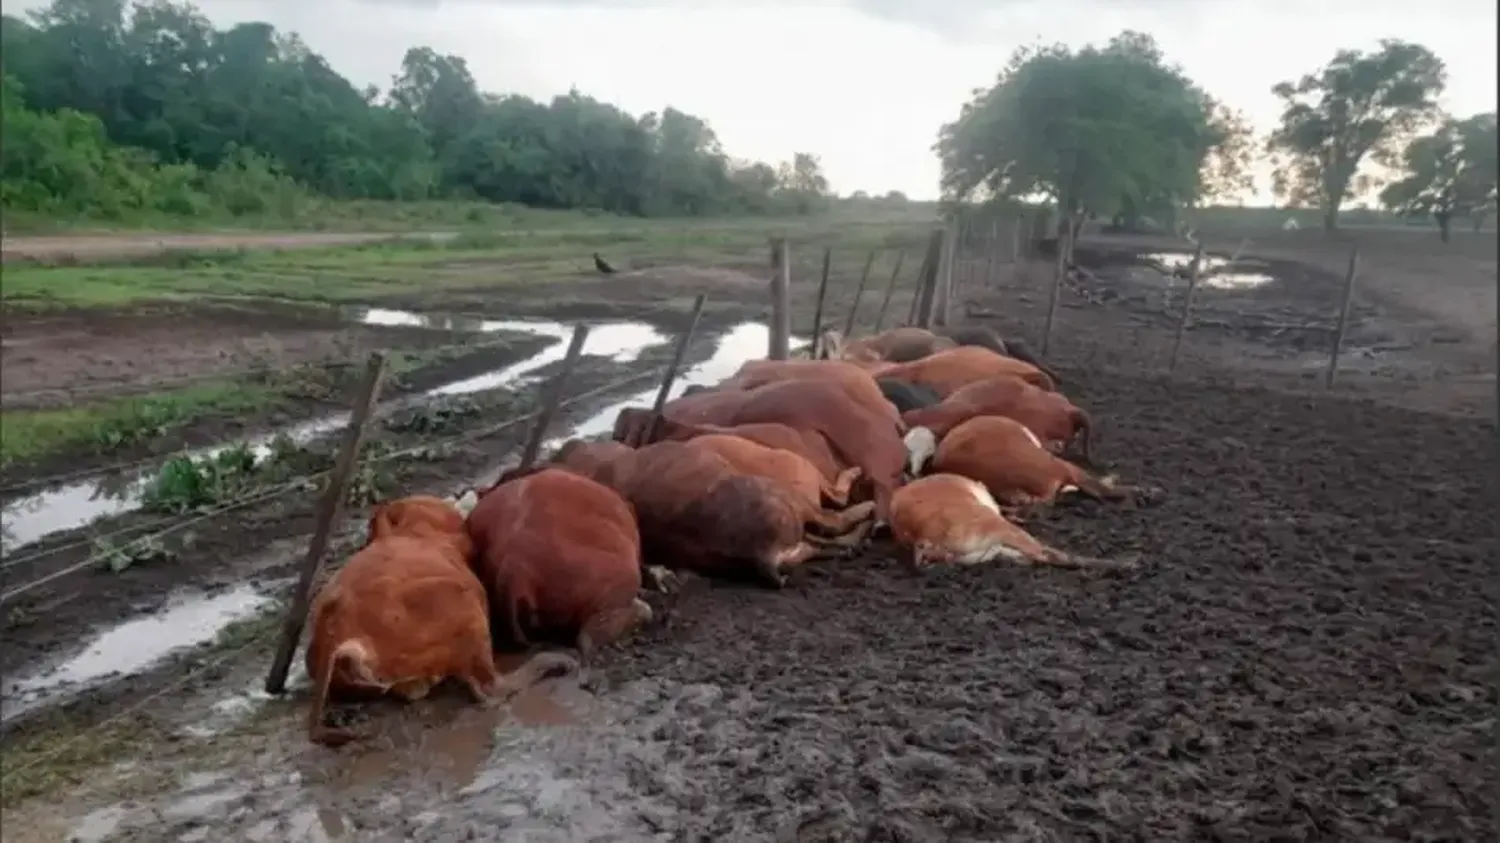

{"left": 1140, "top": 250, "right": 1275, "bottom": 289}
{"left": 1, "top": 584, "right": 275, "bottom": 724}
{"left": 0, "top": 316, "right": 667, "bottom": 554}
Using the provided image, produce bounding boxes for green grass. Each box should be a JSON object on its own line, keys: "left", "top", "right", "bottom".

{"left": 0, "top": 381, "right": 274, "bottom": 467}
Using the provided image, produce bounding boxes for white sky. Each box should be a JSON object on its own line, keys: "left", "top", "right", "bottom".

{"left": 13, "top": 0, "right": 1499, "bottom": 203}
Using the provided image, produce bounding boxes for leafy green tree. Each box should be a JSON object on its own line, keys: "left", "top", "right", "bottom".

{"left": 1380, "top": 112, "right": 1498, "bottom": 240}
{"left": 1267, "top": 40, "right": 1446, "bottom": 232}
{"left": 936, "top": 31, "right": 1226, "bottom": 231}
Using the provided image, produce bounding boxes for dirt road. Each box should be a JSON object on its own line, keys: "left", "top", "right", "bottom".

{"left": 0, "top": 231, "right": 457, "bottom": 263}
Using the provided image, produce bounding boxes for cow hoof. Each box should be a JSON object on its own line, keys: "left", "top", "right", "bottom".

{"left": 644, "top": 565, "right": 680, "bottom": 593}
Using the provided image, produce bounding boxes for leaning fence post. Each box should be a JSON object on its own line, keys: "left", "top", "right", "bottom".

{"left": 769, "top": 238, "right": 792, "bottom": 360}
{"left": 1325, "top": 245, "right": 1361, "bottom": 389}
{"left": 842, "top": 250, "right": 879, "bottom": 337}
{"left": 914, "top": 228, "right": 945, "bottom": 328}
{"left": 983, "top": 218, "right": 999, "bottom": 287}
{"left": 265, "top": 352, "right": 387, "bottom": 695}
{"left": 515, "top": 324, "right": 591, "bottom": 471}
{"left": 1040, "top": 218, "right": 1071, "bottom": 358}
{"left": 652, "top": 294, "right": 708, "bottom": 410}
{"left": 933, "top": 219, "right": 958, "bottom": 327}
{"left": 808, "top": 245, "right": 833, "bottom": 356}
{"left": 873, "top": 251, "right": 906, "bottom": 332}
{"left": 1168, "top": 243, "right": 1206, "bottom": 373}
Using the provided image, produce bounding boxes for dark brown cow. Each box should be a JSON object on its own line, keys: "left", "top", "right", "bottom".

{"left": 552, "top": 438, "right": 870, "bottom": 588}
{"left": 629, "top": 379, "right": 910, "bottom": 520}
{"left": 466, "top": 467, "right": 652, "bottom": 663}
{"left": 305, "top": 496, "right": 576, "bottom": 747}
{"left": 901, "top": 375, "right": 1095, "bottom": 465}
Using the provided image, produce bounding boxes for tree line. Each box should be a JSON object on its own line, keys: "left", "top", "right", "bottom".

{"left": 1, "top": 0, "right": 835, "bottom": 222}
{"left": 937, "top": 31, "right": 1497, "bottom": 238}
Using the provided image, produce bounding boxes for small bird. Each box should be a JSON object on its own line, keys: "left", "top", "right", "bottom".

{"left": 593, "top": 252, "right": 617, "bottom": 274}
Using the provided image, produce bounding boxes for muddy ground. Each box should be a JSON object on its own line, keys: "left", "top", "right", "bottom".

{"left": 0, "top": 229, "right": 1495, "bottom": 841}
{"left": 0, "top": 232, "right": 455, "bottom": 264}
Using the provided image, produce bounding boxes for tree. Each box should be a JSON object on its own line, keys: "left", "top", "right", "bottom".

{"left": 1379, "top": 112, "right": 1498, "bottom": 240}
{"left": 935, "top": 31, "right": 1226, "bottom": 231}
{"left": 1199, "top": 100, "right": 1256, "bottom": 204}
{"left": 2, "top": 0, "right": 816, "bottom": 219}
{"left": 1266, "top": 40, "right": 1446, "bottom": 232}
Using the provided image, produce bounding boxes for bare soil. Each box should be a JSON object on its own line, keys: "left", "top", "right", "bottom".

{"left": 0, "top": 231, "right": 453, "bottom": 264}
{"left": 0, "top": 229, "right": 1494, "bottom": 841}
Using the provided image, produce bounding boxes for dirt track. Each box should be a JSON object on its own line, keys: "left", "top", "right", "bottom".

{"left": 1, "top": 230, "right": 1495, "bottom": 840}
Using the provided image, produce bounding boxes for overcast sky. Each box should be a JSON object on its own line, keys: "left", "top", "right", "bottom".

{"left": 16, "top": 0, "right": 1499, "bottom": 202}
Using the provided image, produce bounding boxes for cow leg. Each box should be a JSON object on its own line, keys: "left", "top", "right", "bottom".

{"left": 807, "top": 519, "right": 875, "bottom": 558}
{"left": 642, "top": 564, "right": 680, "bottom": 593}
{"left": 390, "top": 678, "right": 437, "bottom": 701}
{"left": 576, "top": 598, "right": 654, "bottom": 664}
{"left": 806, "top": 500, "right": 877, "bottom": 536}
{"left": 822, "top": 466, "right": 864, "bottom": 507}
{"left": 459, "top": 642, "right": 505, "bottom": 706}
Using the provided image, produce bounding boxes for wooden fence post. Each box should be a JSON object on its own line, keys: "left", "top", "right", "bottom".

{"left": 842, "top": 250, "right": 879, "bottom": 337}
{"left": 265, "top": 352, "right": 388, "bottom": 695}
{"left": 769, "top": 238, "right": 791, "bottom": 360}
{"left": 873, "top": 251, "right": 905, "bottom": 332}
{"left": 1009, "top": 216, "right": 1024, "bottom": 264}
{"left": 652, "top": 294, "right": 708, "bottom": 411}
{"left": 983, "top": 218, "right": 999, "bottom": 288}
{"left": 934, "top": 219, "right": 958, "bottom": 327}
{"left": 1325, "top": 245, "right": 1361, "bottom": 389}
{"left": 1168, "top": 243, "right": 1206, "bottom": 373}
{"left": 914, "top": 228, "right": 945, "bottom": 328}
{"left": 515, "top": 324, "right": 590, "bottom": 471}
{"left": 808, "top": 245, "right": 833, "bottom": 356}
{"left": 1040, "top": 218, "right": 1072, "bottom": 358}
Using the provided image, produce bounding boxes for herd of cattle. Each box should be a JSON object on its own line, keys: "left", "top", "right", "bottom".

{"left": 304, "top": 324, "right": 1147, "bottom": 746}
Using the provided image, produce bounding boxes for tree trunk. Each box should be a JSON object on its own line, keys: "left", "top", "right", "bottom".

{"left": 1471, "top": 213, "right": 1487, "bottom": 234}
{"left": 1435, "top": 212, "right": 1452, "bottom": 243}
{"left": 1322, "top": 205, "right": 1340, "bottom": 233}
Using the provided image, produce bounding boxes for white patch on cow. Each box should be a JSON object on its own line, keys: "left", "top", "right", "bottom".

{"left": 1059, "top": 484, "right": 1079, "bottom": 495}
{"left": 954, "top": 538, "right": 1027, "bottom": 566}
{"left": 962, "top": 477, "right": 1003, "bottom": 515}
{"left": 904, "top": 426, "right": 938, "bottom": 476}
{"left": 453, "top": 489, "right": 479, "bottom": 517}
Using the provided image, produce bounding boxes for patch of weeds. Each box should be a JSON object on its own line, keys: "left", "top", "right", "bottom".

{"left": 0, "top": 714, "right": 157, "bottom": 809}
{"left": 385, "top": 397, "right": 482, "bottom": 434}
{"left": 139, "top": 436, "right": 405, "bottom": 515}
{"left": 93, "top": 531, "right": 197, "bottom": 573}
{"left": 0, "top": 383, "right": 272, "bottom": 467}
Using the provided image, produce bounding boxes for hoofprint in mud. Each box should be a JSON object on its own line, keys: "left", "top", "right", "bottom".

{"left": 2, "top": 232, "right": 1494, "bottom": 841}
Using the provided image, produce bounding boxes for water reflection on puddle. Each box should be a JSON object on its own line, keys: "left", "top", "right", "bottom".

{"left": 1141, "top": 251, "right": 1276, "bottom": 289}
{"left": 0, "top": 315, "right": 666, "bottom": 554}
{"left": 1, "top": 584, "right": 273, "bottom": 723}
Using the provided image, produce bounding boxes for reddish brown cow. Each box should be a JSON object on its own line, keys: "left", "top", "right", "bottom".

{"left": 926, "top": 416, "right": 1125, "bottom": 515}
{"left": 552, "top": 438, "right": 871, "bottom": 587}
{"left": 890, "top": 474, "right": 1133, "bottom": 570}
{"left": 820, "top": 326, "right": 956, "bottom": 363}
{"left": 680, "top": 433, "right": 874, "bottom": 528}
{"left": 717, "top": 358, "right": 901, "bottom": 424}
{"left": 873, "top": 346, "right": 1056, "bottom": 396}
{"left": 635, "top": 379, "right": 910, "bottom": 520}
{"left": 466, "top": 467, "right": 652, "bottom": 663}
{"left": 901, "top": 375, "right": 1095, "bottom": 464}
{"left": 612, "top": 409, "right": 856, "bottom": 496}
{"left": 306, "top": 496, "right": 576, "bottom": 747}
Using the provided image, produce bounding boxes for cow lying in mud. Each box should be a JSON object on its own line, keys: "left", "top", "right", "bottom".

{"left": 819, "top": 326, "right": 1063, "bottom": 386}
{"left": 639, "top": 379, "right": 911, "bottom": 519}
{"left": 890, "top": 474, "right": 1134, "bottom": 570}
{"left": 913, "top": 416, "right": 1127, "bottom": 516}
{"left": 552, "top": 438, "right": 873, "bottom": 588}
{"left": 872, "top": 345, "right": 1057, "bottom": 396}
{"left": 902, "top": 375, "right": 1096, "bottom": 465}
{"left": 717, "top": 358, "right": 900, "bottom": 424}
{"left": 466, "top": 467, "right": 653, "bottom": 663}
{"left": 305, "top": 496, "right": 577, "bottom": 748}
{"left": 613, "top": 407, "right": 852, "bottom": 492}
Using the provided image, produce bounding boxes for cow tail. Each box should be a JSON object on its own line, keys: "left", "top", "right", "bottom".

{"left": 309, "top": 639, "right": 362, "bottom": 748}
{"left": 494, "top": 651, "right": 581, "bottom": 698}
{"left": 1066, "top": 463, "right": 1126, "bottom": 502}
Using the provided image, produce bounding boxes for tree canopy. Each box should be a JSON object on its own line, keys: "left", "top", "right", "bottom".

{"left": 1, "top": 0, "right": 831, "bottom": 220}
{"left": 1379, "top": 112, "right": 1497, "bottom": 240}
{"left": 1266, "top": 40, "right": 1447, "bottom": 231}
{"left": 934, "top": 32, "right": 1240, "bottom": 230}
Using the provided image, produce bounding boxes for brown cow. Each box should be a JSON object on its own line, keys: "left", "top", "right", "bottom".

{"left": 306, "top": 495, "right": 577, "bottom": 748}
{"left": 612, "top": 408, "right": 857, "bottom": 499}
{"left": 820, "top": 327, "right": 955, "bottom": 364}
{"left": 552, "top": 438, "right": 871, "bottom": 587}
{"left": 640, "top": 379, "right": 910, "bottom": 520}
{"left": 873, "top": 346, "right": 1056, "bottom": 396}
{"left": 679, "top": 433, "right": 874, "bottom": 533}
{"left": 901, "top": 375, "right": 1095, "bottom": 465}
{"left": 466, "top": 467, "right": 653, "bottom": 663}
{"left": 890, "top": 474, "right": 1133, "bottom": 570}
{"left": 718, "top": 358, "right": 901, "bottom": 425}
{"left": 925, "top": 416, "right": 1125, "bottom": 515}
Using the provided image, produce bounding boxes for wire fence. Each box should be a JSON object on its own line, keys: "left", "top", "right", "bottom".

{"left": 0, "top": 359, "right": 672, "bottom": 606}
